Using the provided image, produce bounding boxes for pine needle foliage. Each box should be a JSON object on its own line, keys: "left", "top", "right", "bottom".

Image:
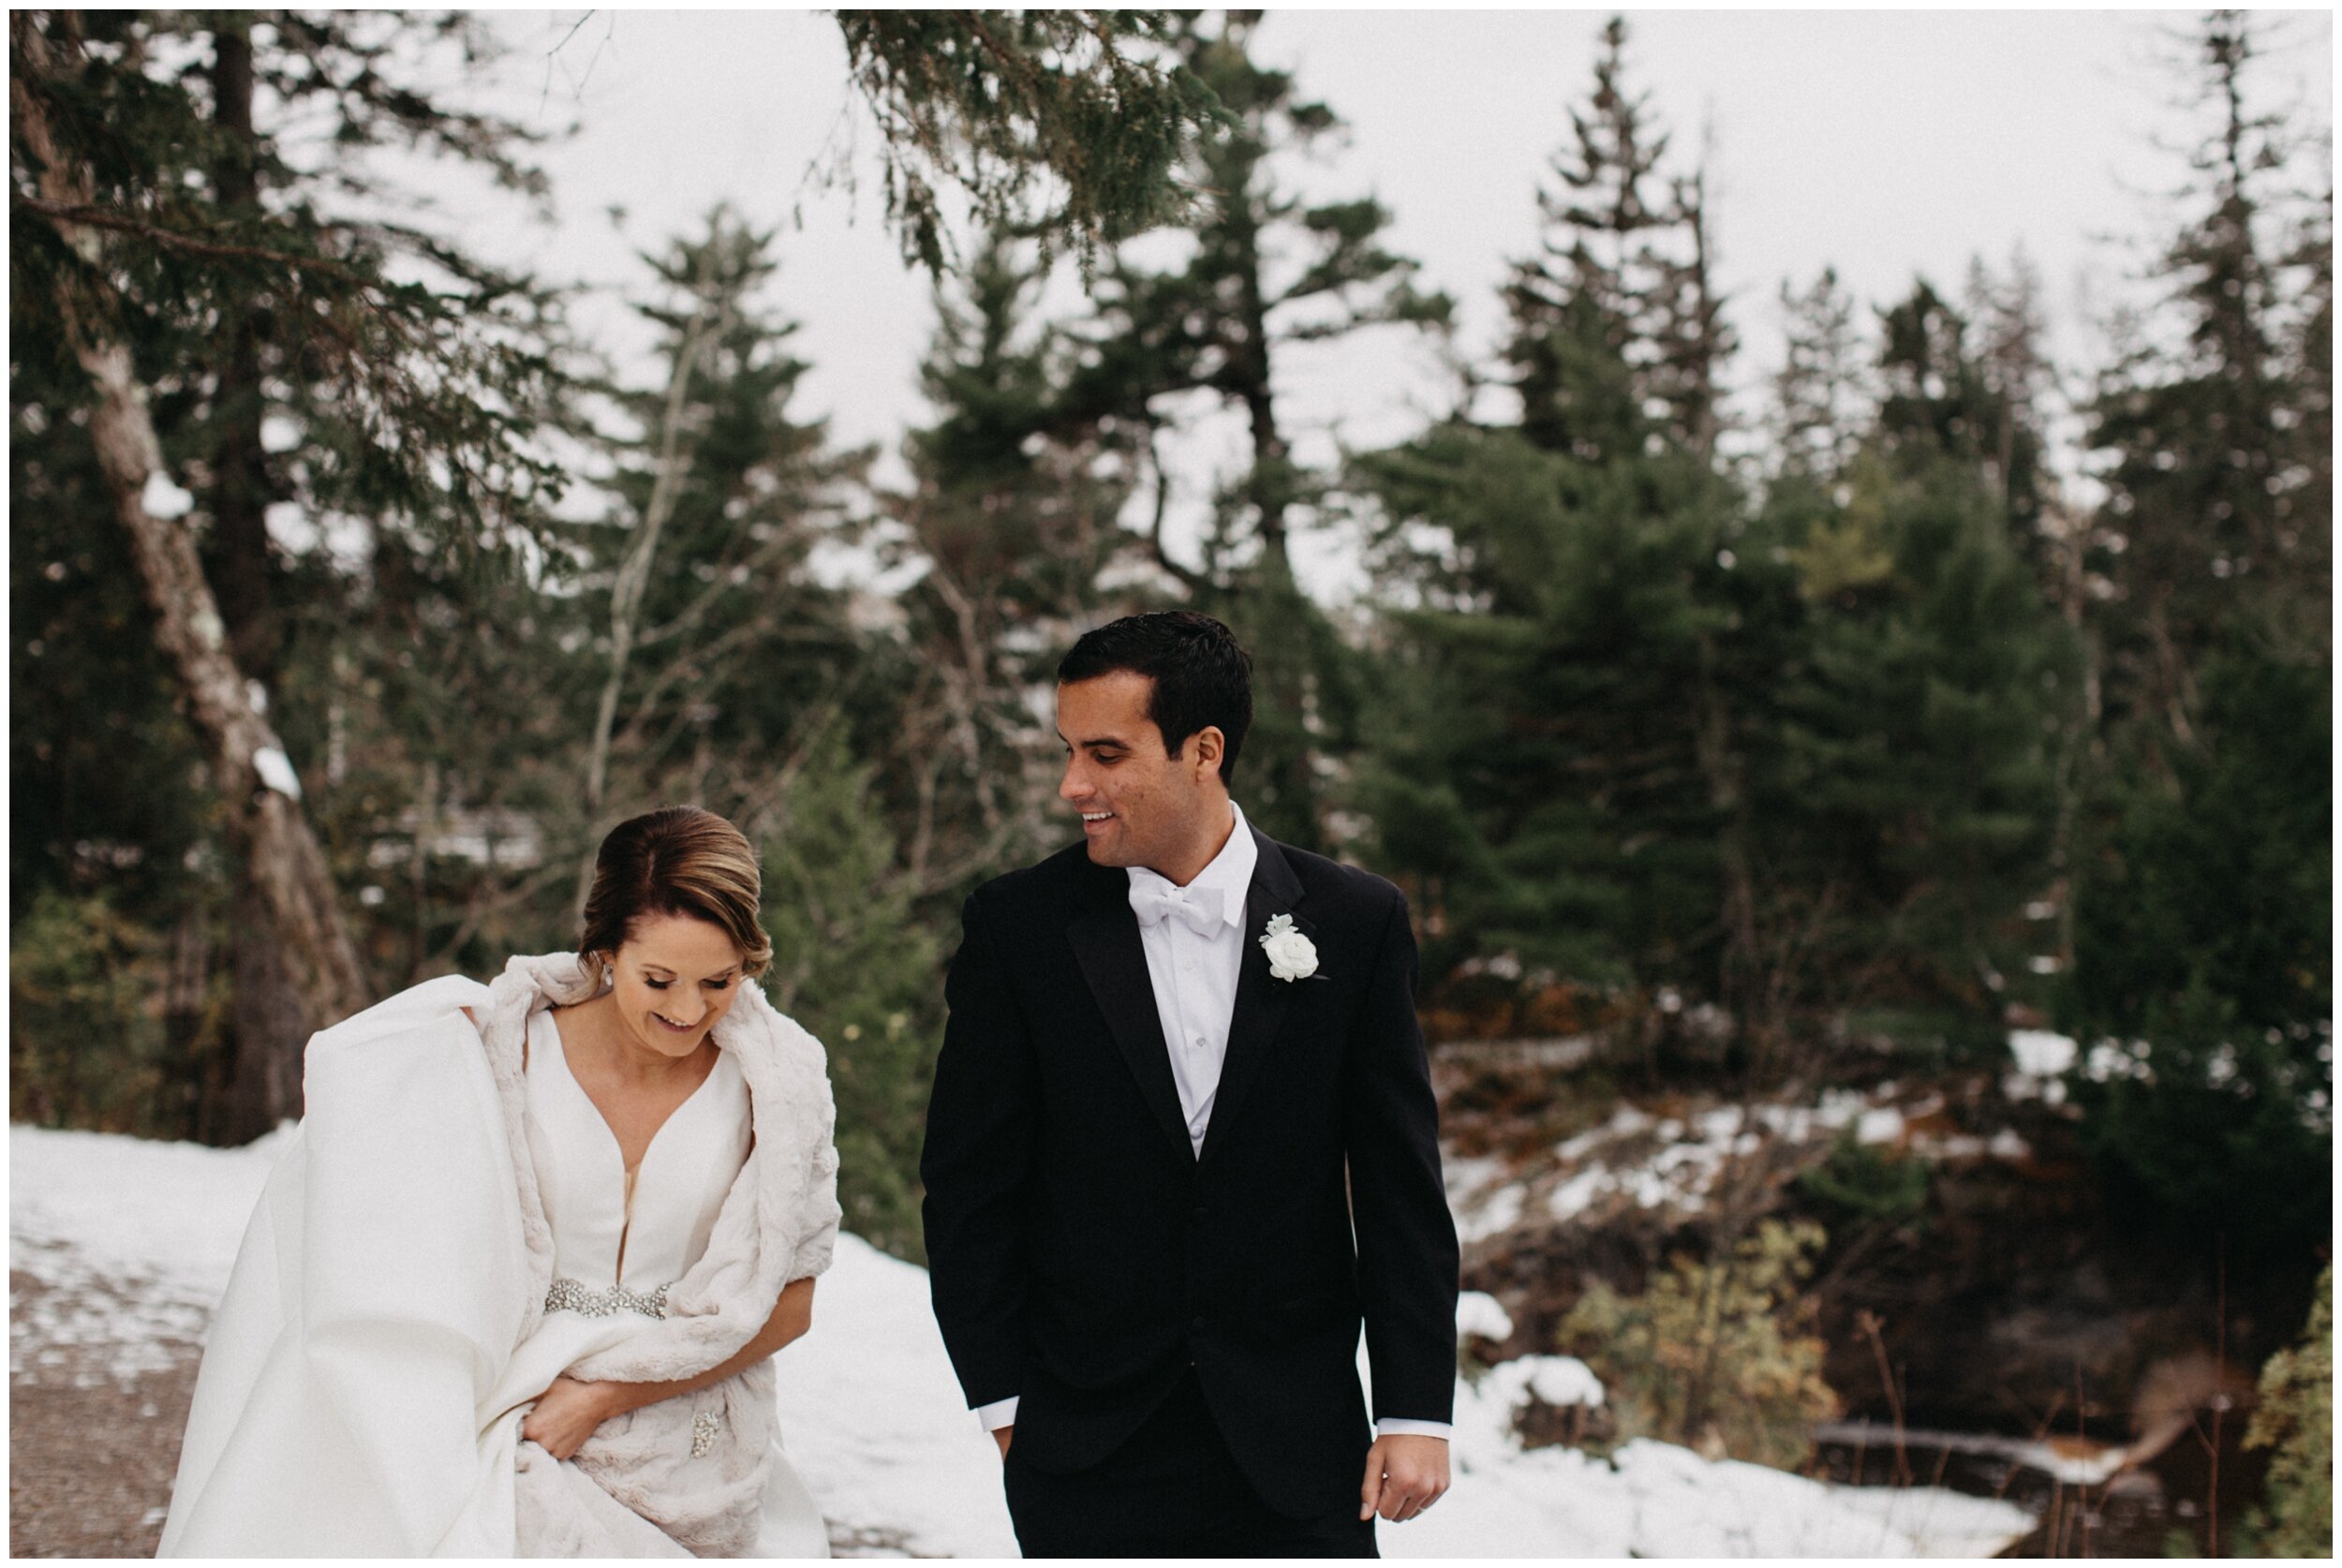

{"left": 835, "top": 10, "right": 1223, "bottom": 277}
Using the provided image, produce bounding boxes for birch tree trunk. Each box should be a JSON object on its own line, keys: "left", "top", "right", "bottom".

{"left": 577, "top": 288, "right": 726, "bottom": 902}
{"left": 13, "top": 20, "right": 371, "bottom": 1136}
{"left": 202, "top": 13, "right": 321, "bottom": 1140}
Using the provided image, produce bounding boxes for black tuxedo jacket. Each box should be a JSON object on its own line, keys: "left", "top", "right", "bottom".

{"left": 919, "top": 824, "right": 1460, "bottom": 1516}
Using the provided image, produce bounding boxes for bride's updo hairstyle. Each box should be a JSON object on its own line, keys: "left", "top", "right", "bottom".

{"left": 574, "top": 806, "right": 774, "bottom": 998}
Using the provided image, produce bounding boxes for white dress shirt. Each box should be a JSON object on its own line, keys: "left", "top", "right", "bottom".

{"left": 1129, "top": 802, "right": 1257, "bottom": 1159}
{"left": 979, "top": 801, "right": 1449, "bottom": 1442}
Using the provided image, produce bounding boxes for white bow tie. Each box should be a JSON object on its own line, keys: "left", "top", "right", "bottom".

{"left": 1129, "top": 882, "right": 1226, "bottom": 938}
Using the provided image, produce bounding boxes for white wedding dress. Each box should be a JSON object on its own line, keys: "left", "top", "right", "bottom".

{"left": 498, "top": 1011, "right": 829, "bottom": 1556}
{"left": 158, "top": 977, "right": 831, "bottom": 1558}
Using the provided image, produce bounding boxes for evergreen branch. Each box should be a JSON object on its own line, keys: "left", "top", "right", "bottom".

{"left": 1136, "top": 420, "right": 1208, "bottom": 592}
{"left": 11, "top": 194, "right": 375, "bottom": 285}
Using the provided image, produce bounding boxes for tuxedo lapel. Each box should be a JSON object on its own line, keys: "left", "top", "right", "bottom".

{"left": 1066, "top": 861, "right": 1195, "bottom": 1166}
{"left": 1198, "top": 828, "right": 1311, "bottom": 1172}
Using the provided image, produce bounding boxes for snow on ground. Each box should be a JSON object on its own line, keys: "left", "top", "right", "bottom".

{"left": 778, "top": 1234, "right": 1020, "bottom": 1555}
{"left": 1382, "top": 1353, "right": 2029, "bottom": 1559}
{"left": 1448, "top": 1091, "right": 1902, "bottom": 1237}
{"left": 1446, "top": 1054, "right": 2066, "bottom": 1247}
{"left": 10, "top": 1124, "right": 2032, "bottom": 1558}
{"left": 10, "top": 1124, "right": 286, "bottom": 1383}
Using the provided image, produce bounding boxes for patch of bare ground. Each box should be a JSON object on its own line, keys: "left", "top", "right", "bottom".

{"left": 8, "top": 1270, "right": 200, "bottom": 1558}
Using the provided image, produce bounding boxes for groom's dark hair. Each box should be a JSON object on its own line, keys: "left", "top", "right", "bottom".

{"left": 1059, "top": 611, "right": 1254, "bottom": 789}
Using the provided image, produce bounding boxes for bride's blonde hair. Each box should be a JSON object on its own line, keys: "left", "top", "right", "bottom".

{"left": 572, "top": 806, "right": 773, "bottom": 999}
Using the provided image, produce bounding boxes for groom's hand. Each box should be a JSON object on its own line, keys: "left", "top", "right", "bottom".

{"left": 992, "top": 1424, "right": 1014, "bottom": 1458}
{"left": 1359, "top": 1433, "right": 1449, "bottom": 1523}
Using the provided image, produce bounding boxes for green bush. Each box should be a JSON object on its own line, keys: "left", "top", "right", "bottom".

{"left": 757, "top": 733, "right": 946, "bottom": 1265}
{"left": 8, "top": 890, "right": 185, "bottom": 1134}
{"left": 2241, "top": 1265, "right": 2333, "bottom": 1557}
{"left": 1794, "top": 1129, "right": 1930, "bottom": 1228}
{"left": 1557, "top": 1217, "right": 1841, "bottom": 1470}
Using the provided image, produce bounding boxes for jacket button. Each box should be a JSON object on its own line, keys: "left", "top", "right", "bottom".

{"left": 1191, "top": 1205, "right": 1208, "bottom": 1224}
{"left": 1190, "top": 1314, "right": 1207, "bottom": 1334}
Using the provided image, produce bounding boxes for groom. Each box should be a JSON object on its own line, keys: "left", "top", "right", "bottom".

{"left": 921, "top": 611, "right": 1459, "bottom": 1557}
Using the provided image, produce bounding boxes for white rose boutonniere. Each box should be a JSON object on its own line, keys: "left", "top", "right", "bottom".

{"left": 1259, "top": 913, "right": 1319, "bottom": 982}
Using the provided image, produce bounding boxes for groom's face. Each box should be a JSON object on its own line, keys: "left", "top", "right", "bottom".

{"left": 1057, "top": 672, "right": 1223, "bottom": 873}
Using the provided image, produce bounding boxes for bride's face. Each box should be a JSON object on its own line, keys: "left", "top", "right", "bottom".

{"left": 604, "top": 910, "right": 747, "bottom": 1060}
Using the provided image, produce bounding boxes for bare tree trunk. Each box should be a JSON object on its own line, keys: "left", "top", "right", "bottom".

{"left": 1692, "top": 632, "right": 1762, "bottom": 1061}
{"left": 14, "top": 19, "right": 372, "bottom": 1140}
{"left": 203, "top": 12, "right": 318, "bottom": 1140}
{"left": 223, "top": 876, "right": 314, "bottom": 1135}
{"left": 580, "top": 285, "right": 726, "bottom": 837}
{"left": 2046, "top": 501, "right": 2100, "bottom": 968}
{"left": 1678, "top": 153, "right": 1725, "bottom": 464}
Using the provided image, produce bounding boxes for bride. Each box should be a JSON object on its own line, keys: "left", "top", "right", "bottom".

{"left": 159, "top": 806, "right": 840, "bottom": 1557}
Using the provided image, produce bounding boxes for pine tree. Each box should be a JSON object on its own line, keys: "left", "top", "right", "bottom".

{"left": 1505, "top": 16, "right": 1724, "bottom": 464}
{"left": 2084, "top": 11, "right": 2325, "bottom": 750}
{"left": 1763, "top": 444, "right": 2073, "bottom": 1060}
{"left": 1963, "top": 249, "right": 2056, "bottom": 545}
{"left": 2062, "top": 10, "right": 2331, "bottom": 1256}
{"left": 1056, "top": 9, "right": 1451, "bottom": 848}
{"left": 757, "top": 731, "right": 944, "bottom": 1263}
{"left": 575, "top": 209, "right": 867, "bottom": 859}
{"left": 1352, "top": 15, "right": 1776, "bottom": 1056}
{"left": 1770, "top": 268, "right": 1867, "bottom": 484}
{"left": 1356, "top": 23, "right": 2077, "bottom": 1081}
{"left": 878, "top": 229, "right": 1134, "bottom": 893}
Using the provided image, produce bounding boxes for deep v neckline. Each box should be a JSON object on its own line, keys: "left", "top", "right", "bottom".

{"left": 541, "top": 1011, "right": 728, "bottom": 1283}
{"left": 541, "top": 1009, "right": 724, "bottom": 1181}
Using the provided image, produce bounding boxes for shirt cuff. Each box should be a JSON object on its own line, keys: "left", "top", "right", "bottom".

{"left": 1376, "top": 1418, "right": 1453, "bottom": 1441}
{"left": 975, "top": 1396, "right": 1020, "bottom": 1432}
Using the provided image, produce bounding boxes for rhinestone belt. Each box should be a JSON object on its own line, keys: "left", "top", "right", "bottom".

{"left": 544, "top": 1276, "right": 671, "bottom": 1319}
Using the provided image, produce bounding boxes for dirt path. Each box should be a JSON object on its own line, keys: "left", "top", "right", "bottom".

{"left": 7, "top": 1271, "right": 200, "bottom": 1558}
{"left": 7, "top": 1266, "right": 917, "bottom": 1558}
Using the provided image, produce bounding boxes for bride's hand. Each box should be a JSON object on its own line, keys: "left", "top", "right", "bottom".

{"left": 521, "top": 1375, "right": 621, "bottom": 1460}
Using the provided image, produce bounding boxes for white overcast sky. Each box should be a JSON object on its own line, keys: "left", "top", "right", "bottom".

{"left": 458, "top": 7, "right": 2333, "bottom": 599}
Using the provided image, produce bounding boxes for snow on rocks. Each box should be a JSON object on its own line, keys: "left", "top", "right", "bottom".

{"left": 1487, "top": 1353, "right": 1604, "bottom": 1411}
{"left": 2005, "top": 1028, "right": 2160, "bottom": 1109}
{"left": 1457, "top": 1289, "right": 1516, "bottom": 1343}
{"left": 1447, "top": 1041, "right": 2065, "bottom": 1250}
{"left": 2008, "top": 1029, "right": 2078, "bottom": 1079}
{"left": 2006, "top": 1028, "right": 2079, "bottom": 1104}
{"left": 1446, "top": 1152, "right": 1528, "bottom": 1243}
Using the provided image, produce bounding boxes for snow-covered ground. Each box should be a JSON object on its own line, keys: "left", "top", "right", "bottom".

{"left": 1445, "top": 1054, "right": 2056, "bottom": 1249}
{"left": 10, "top": 1125, "right": 2032, "bottom": 1557}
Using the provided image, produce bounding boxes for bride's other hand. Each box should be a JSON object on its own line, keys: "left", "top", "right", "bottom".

{"left": 521, "top": 1375, "right": 621, "bottom": 1460}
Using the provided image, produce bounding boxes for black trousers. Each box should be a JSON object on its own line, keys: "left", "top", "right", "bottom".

{"left": 1003, "top": 1369, "right": 1378, "bottom": 1559}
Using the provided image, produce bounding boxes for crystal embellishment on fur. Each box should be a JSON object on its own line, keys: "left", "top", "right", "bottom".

{"left": 544, "top": 1276, "right": 671, "bottom": 1319}
{"left": 691, "top": 1411, "right": 719, "bottom": 1457}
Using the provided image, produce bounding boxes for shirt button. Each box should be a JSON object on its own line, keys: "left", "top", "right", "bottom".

{"left": 1190, "top": 1314, "right": 1208, "bottom": 1334}
{"left": 1191, "top": 1205, "right": 1208, "bottom": 1224}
